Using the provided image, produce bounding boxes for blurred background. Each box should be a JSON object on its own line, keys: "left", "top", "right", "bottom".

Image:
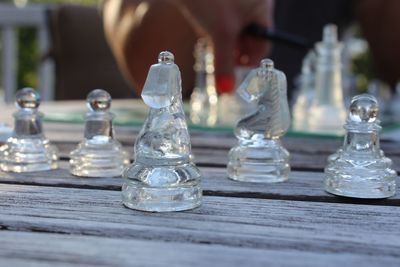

{"left": 0, "top": 0, "right": 133, "bottom": 103}
{"left": 0, "top": 0, "right": 379, "bottom": 102}
{"left": 0, "top": 0, "right": 397, "bottom": 132}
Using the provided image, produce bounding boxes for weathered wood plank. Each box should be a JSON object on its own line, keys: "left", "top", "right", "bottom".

{"left": 38, "top": 123, "right": 400, "bottom": 172}
{"left": 0, "top": 183, "right": 400, "bottom": 264}
{"left": 0, "top": 162, "right": 398, "bottom": 205}
{"left": 51, "top": 140, "right": 400, "bottom": 172}
{"left": 53, "top": 141, "right": 323, "bottom": 170}
{"left": 1, "top": 231, "right": 397, "bottom": 267}
{"left": 195, "top": 146, "right": 400, "bottom": 172}
{"left": 43, "top": 122, "right": 400, "bottom": 155}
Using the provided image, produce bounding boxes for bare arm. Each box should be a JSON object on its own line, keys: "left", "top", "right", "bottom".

{"left": 102, "top": 0, "right": 274, "bottom": 95}
{"left": 102, "top": 0, "right": 197, "bottom": 97}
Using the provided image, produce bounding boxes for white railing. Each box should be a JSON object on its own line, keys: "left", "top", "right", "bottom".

{"left": 0, "top": 4, "right": 54, "bottom": 102}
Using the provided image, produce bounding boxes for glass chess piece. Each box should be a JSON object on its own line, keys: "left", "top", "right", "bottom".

{"left": 122, "top": 51, "right": 202, "bottom": 212}
{"left": 216, "top": 68, "right": 258, "bottom": 127}
{"left": 324, "top": 94, "right": 397, "bottom": 198}
{"left": 367, "top": 79, "right": 391, "bottom": 122}
{"left": 190, "top": 38, "right": 218, "bottom": 126}
{"left": 308, "top": 24, "right": 346, "bottom": 135}
{"left": 0, "top": 88, "right": 58, "bottom": 172}
{"left": 227, "top": 59, "right": 291, "bottom": 183}
{"left": 217, "top": 92, "right": 241, "bottom": 126}
{"left": 69, "top": 89, "right": 129, "bottom": 177}
{"left": 388, "top": 82, "right": 400, "bottom": 123}
{"left": 292, "top": 50, "right": 316, "bottom": 132}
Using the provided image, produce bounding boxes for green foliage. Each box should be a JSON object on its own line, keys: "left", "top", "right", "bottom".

{"left": 17, "top": 27, "right": 38, "bottom": 89}
{"left": 348, "top": 25, "right": 377, "bottom": 93}
{"left": 351, "top": 50, "right": 377, "bottom": 93}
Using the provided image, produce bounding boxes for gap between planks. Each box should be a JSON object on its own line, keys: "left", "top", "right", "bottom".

{"left": 0, "top": 161, "right": 398, "bottom": 206}
{"left": 0, "top": 183, "right": 399, "bottom": 259}
{"left": 52, "top": 141, "right": 400, "bottom": 173}
{"left": 44, "top": 122, "right": 400, "bottom": 155}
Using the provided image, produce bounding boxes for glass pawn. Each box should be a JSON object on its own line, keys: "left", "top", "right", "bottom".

{"left": 0, "top": 88, "right": 58, "bottom": 172}
{"left": 69, "top": 89, "right": 129, "bottom": 177}
{"left": 308, "top": 24, "right": 346, "bottom": 135}
{"left": 227, "top": 59, "right": 291, "bottom": 183}
{"left": 190, "top": 38, "right": 218, "bottom": 126}
{"left": 122, "top": 51, "right": 202, "bottom": 212}
{"left": 325, "top": 94, "right": 396, "bottom": 198}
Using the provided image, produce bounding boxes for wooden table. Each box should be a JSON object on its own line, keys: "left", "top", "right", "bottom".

{"left": 0, "top": 101, "right": 399, "bottom": 267}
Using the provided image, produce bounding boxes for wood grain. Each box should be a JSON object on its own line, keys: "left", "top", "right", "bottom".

{"left": 44, "top": 122, "right": 400, "bottom": 153}
{"left": 0, "top": 162, "right": 399, "bottom": 205}
{"left": 41, "top": 123, "right": 400, "bottom": 172}
{"left": 51, "top": 140, "right": 400, "bottom": 173}
{"left": 0, "top": 184, "right": 399, "bottom": 266}
{"left": 1, "top": 231, "right": 398, "bottom": 267}
{"left": 0, "top": 107, "right": 397, "bottom": 267}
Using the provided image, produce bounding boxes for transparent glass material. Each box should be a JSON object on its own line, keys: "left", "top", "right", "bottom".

{"left": 122, "top": 51, "right": 202, "bottom": 212}
{"left": 389, "top": 83, "right": 400, "bottom": 123}
{"left": 0, "top": 88, "right": 58, "bottom": 172}
{"left": 190, "top": 38, "right": 218, "bottom": 126}
{"left": 227, "top": 59, "right": 291, "bottom": 183}
{"left": 70, "top": 89, "right": 129, "bottom": 177}
{"left": 0, "top": 123, "right": 13, "bottom": 143}
{"left": 216, "top": 93, "right": 241, "bottom": 126}
{"left": 292, "top": 51, "right": 316, "bottom": 132}
{"left": 308, "top": 24, "right": 346, "bottom": 134}
{"left": 325, "top": 94, "right": 396, "bottom": 198}
{"left": 367, "top": 80, "right": 390, "bottom": 113}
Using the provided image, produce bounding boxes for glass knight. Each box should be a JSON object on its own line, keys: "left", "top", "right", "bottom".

{"left": 122, "top": 51, "right": 202, "bottom": 212}
{"left": 227, "top": 59, "right": 291, "bottom": 183}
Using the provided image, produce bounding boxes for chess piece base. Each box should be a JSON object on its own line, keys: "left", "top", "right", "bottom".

{"left": 0, "top": 137, "right": 58, "bottom": 172}
{"left": 325, "top": 166, "right": 396, "bottom": 199}
{"left": 69, "top": 137, "right": 129, "bottom": 178}
{"left": 227, "top": 139, "right": 290, "bottom": 183}
{"left": 122, "top": 162, "right": 202, "bottom": 212}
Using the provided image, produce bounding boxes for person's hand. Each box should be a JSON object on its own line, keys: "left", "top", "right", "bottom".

{"left": 174, "top": 0, "right": 274, "bottom": 93}
{"left": 103, "top": 0, "right": 274, "bottom": 95}
{"left": 103, "top": 0, "right": 200, "bottom": 97}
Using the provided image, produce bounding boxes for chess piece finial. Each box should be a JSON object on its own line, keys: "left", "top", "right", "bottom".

{"left": 122, "top": 51, "right": 202, "bottom": 212}
{"left": 190, "top": 38, "right": 218, "bottom": 126}
{"left": 324, "top": 94, "right": 396, "bottom": 198}
{"left": 69, "top": 89, "right": 129, "bottom": 177}
{"left": 87, "top": 88, "right": 112, "bottom": 111}
{"left": 0, "top": 88, "right": 58, "bottom": 172}
{"left": 227, "top": 59, "right": 291, "bottom": 183}
{"left": 307, "top": 24, "right": 346, "bottom": 134}
{"left": 16, "top": 87, "right": 41, "bottom": 109}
